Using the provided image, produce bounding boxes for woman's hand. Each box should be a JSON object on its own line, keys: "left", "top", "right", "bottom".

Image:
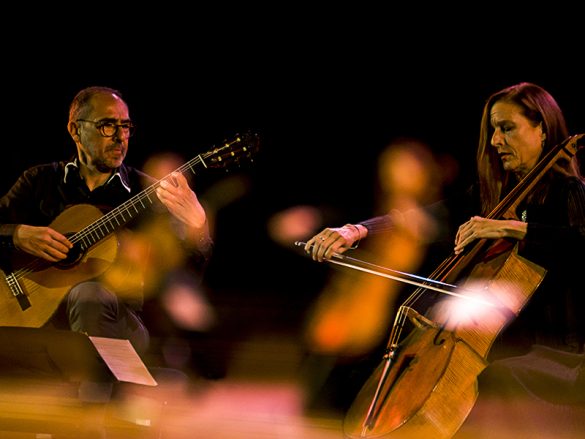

{"left": 304, "top": 224, "right": 367, "bottom": 262}
{"left": 454, "top": 216, "right": 527, "bottom": 254}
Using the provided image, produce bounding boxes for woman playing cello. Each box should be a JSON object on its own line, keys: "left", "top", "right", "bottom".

{"left": 305, "top": 82, "right": 585, "bottom": 437}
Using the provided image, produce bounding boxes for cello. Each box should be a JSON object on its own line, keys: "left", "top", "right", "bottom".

{"left": 334, "top": 133, "right": 585, "bottom": 438}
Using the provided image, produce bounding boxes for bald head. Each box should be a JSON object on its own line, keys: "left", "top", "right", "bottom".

{"left": 69, "top": 86, "right": 126, "bottom": 124}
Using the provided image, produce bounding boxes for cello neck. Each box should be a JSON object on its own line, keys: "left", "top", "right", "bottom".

{"left": 492, "top": 133, "right": 585, "bottom": 220}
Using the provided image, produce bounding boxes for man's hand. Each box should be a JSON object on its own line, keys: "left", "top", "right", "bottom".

{"left": 13, "top": 225, "right": 73, "bottom": 261}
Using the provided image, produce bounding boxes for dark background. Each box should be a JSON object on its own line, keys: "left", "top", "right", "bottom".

{"left": 3, "top": 45, "right": 585, "bottom": 384}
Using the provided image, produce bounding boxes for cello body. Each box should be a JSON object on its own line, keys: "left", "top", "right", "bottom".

{"left": 344, "top": 325, "right": 484, "bottom": 439}
{"left": 343, "top": 246, "right": 546, "bottom": 438}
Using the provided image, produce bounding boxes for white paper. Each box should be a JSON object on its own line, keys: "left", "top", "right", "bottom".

{"left": 88, "top": 336, "right": 157, "bottom": 386}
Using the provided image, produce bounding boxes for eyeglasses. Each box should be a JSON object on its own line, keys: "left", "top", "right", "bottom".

{"left": 77, "top": 119, "right": 136, "bottom": 138}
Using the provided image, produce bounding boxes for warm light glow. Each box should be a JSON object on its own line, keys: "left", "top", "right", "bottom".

{"left": 267, "top": 205, "right": 323, "bottom": 246}
{"left": 161, "top": 283, "right": 215, "bottom": 331}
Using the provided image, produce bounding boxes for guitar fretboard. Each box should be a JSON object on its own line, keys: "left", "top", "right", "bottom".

{"left": 71, "top": 153, "right": 207, "bottom": 252}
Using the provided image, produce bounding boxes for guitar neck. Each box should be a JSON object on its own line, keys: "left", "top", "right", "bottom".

{"left": 70, "top": 153, "right": 207, "bottom": 252}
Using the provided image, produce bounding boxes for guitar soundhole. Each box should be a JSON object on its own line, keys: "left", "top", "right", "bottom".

{"left": 55, "top": 242, "right": 84, "bottom": 269}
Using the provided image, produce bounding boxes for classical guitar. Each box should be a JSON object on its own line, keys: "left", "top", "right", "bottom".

{"left": 0, "top": 131, "right": 260, "bottom": 327}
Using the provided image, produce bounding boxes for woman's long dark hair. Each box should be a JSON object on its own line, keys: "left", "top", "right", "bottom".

{"left": 476, "top": 82, "right": 578, "bottom": 215}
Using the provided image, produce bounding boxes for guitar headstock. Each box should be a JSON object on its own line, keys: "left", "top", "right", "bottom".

{"left": 204, "top": 131, "right": 261, "bottom": 170}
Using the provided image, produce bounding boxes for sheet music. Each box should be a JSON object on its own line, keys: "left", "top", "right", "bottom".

{"left": 89, "top": 336, "right": 157, "bottom": 386}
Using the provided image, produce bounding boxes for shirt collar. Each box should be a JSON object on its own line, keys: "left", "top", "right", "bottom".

{"left": 64, "top": 157, "right": 131, "bottom": 193}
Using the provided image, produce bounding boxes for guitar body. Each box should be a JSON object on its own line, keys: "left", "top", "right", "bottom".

{"left": 0, "top": 204, "right": 118, "bottom": 327}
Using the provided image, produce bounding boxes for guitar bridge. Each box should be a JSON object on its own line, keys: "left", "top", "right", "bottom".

{"left": 6, "top": 273, "right": 31, "bottom": 311}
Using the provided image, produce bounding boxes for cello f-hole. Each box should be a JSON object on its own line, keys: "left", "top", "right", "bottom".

{"left": 433, "top": 325, "right": 447, "bottom": 345}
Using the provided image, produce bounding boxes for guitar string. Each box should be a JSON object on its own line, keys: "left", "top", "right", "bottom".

{"left": 73, "top": 132, "right": 256, "bottom": 245}
{"left": 71, "top": 154, "right": 206, "bottom": 246}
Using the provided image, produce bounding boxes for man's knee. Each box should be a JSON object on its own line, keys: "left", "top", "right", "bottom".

{"left": 68, "top": 282, "right": 118, "bottom": 311}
